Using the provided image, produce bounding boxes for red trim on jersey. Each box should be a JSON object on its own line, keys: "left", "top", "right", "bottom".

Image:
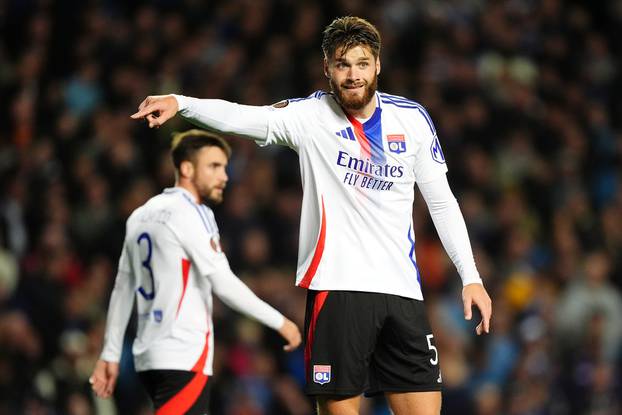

{"left": 304, "top": 291, "right": 329, "bottom": 380}
{"left": 346, "top": 113, "right": 371, "bottom": 159}
{"left": 298, "top": 197, "right": 326, "bottom": 289}
{"left": 176, "top": 258, "right": 191, "bottom": 318}
{"left": 191, "top": 332, "right": 210, "bottom": 373}
{"left": 156, "top": 332, "right": 210, "bottom": 415}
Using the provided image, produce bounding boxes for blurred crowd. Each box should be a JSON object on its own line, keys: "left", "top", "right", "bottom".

{"left": 1, "top": 0, "right": 622, "bottom": 414}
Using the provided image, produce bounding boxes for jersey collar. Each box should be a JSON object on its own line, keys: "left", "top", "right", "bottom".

{"left": 163, "top": 187, "right": 198, "bottom": 203}
{"left": 336, "top": 92, "right": 382, "bottom": 129}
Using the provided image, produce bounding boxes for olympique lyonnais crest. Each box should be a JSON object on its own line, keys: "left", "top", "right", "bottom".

{"left": 387, "top": 134, "right": 406, "bottom": 154}
{"left": 313, "top": 365, "right": 331, "bottom": 385}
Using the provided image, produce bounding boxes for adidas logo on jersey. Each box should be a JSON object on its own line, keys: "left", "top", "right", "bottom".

{"left": 335, "top": 127, "right": 355, "bottom": 141}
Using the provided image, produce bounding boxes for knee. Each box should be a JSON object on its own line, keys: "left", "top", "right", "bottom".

{"left": 317, "top": 395, "right": 360, "bottom": 415}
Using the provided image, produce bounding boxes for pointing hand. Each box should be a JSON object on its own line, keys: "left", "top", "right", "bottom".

{"left": 131, "top": 95, "right": 179, "bottom": 128}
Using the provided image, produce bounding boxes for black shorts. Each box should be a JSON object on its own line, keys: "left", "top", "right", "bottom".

{"left": 139, "top": 370, "right": 210, "bottom": 414}
{"left": 303, "top": 290, "right": 442, "bottom": 397}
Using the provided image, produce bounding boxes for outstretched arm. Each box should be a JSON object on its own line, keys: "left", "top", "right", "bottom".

{"left": 418, "top": 175, "right": 492, "bottom": 334}
{"left": 131, "top": 94, "right": 306, "bottom": 148}
{"left": 130, "top": 94, "right": 271, "bottom": 140}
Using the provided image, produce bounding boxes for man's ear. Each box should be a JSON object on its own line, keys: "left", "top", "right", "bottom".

{"left": 376, "top": 57, "right": 381, "bottom": 76}
{"left": 323, "top": 57, "right": 330, "bottom": 78}
{"left": 180, "top": 160, "right": 194, "bottom": 179}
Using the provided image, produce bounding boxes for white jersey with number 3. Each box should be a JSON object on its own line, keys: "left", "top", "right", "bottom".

{"left": 100, "top": 187, "right": 284, "bottom": 375}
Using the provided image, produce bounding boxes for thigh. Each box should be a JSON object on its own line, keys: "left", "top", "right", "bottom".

{"left": 139, "top": 369, "right": 210, "bottom": 414}
{"left": 304, "top": 290, "right": 384, "bottom": 396}
{"left": 387, "top": 391, "right": 442, "bottom": 415}
{"left": 367, "top": 297, "right": 442, "bottom": 396}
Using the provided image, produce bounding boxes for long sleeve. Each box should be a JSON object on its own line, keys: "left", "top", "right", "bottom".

{"left": 173, "top": 94, "right": 314, "bottom": 149}
{"left": 101, "top": 270, "right": 134, "bottom": 362}
{"left": 100, "top": 245, "right": 135, "bottom": 362}
{"left": 417, "top": 175, "right": 482, "bottom": 286}
{"left": 177, "top": 200, "right": 286, "bottom": 331}
{"left": 209, "top": 268, "right": 285, "bottom": 330}
{"left": 174, "top": 95, "right": 271, "bottom": 142}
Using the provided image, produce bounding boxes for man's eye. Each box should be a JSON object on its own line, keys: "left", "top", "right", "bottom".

{"left": 359, "top": 62, "right": 368, "bottom": 68}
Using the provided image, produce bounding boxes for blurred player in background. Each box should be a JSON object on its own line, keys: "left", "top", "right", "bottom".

{"left": 131, "top": 16, "right": 491, "bottom": 415}
{"left": 89, "top": 130, "right": 301, "bottom": 414}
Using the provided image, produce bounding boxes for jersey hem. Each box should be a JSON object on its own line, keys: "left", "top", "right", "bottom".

{"left": 134, "top": 359, "right": 213, "bottom": 376}
{"left": 295, "top": 284, "right": 424, "bottom": 301}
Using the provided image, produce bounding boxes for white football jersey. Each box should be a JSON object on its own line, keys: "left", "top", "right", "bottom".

{"left": 176, "top": 91, "right": 480, "bottom": 301}
{"left": 263, "top": 92, "right": 447, "bottom": 300}
{"left": 100, "top": 187, "right": 284, "bottom": 375}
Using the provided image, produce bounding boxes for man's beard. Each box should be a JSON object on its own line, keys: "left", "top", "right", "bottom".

{"left": 200, "top": 193, "right": 222, "bottom": 206}
{"left": 195, "top": 182, "right": 224, "bottom": 206}
{"left": 330, "top": 73, "right": 377, "bottom": 111}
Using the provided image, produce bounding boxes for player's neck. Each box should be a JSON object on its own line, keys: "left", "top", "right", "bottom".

{"left": 344, "top": 97, "right": 376, "bottom": 119}
{"left": 175, "top": 180, "right": 200, "bottom": 203}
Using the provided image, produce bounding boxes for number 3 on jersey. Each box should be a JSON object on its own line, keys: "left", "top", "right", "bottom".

{"left": 137, "top": 232, "right": 155, "bottom": 300}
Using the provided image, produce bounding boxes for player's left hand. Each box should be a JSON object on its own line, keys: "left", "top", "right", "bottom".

{"left": 278, "top": 318, "right": 302, "bottom": 352}
{"left": 462, "top": 283, "right": 492, "bottom": 335}
{"left": 89, "top": 359, "right": 120, "bottom": 399}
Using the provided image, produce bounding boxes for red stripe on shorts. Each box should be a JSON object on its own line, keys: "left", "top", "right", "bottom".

{"left": 304, "top": 291, "right": 329, "bottom": 381}
{"left": 156, "top": 332, "right": 210, "bottom": 415}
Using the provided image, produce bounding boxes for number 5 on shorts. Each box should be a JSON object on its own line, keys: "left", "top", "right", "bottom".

{"left": 426, "top": 334, "right": 438, "bottom": 365}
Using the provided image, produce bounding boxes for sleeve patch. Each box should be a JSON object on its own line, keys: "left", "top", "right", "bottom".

{"left": 430, "top": 136, "right": 446, "bottom": 164}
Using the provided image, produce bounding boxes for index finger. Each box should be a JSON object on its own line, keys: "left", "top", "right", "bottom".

{"left": 131, "top": 105, "right": 157, "bottom": 120}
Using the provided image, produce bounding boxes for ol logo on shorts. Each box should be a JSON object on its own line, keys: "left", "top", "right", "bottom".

{"left": 313, "top": 365, "right": 331, "bottom": 385}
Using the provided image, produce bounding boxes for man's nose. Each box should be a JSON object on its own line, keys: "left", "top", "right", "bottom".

{"left": 346, "top": 67, "right": 359, "bottom": 80}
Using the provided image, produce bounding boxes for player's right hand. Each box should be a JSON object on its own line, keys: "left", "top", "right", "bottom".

{"left": 89, "top": 359, "right": 120, "bottom": 399}
{"left": 278, "top": 318, "right": 302, "bottom": 352}
{"left": 131, "top": 95, "right": 179, "bottom": 128}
